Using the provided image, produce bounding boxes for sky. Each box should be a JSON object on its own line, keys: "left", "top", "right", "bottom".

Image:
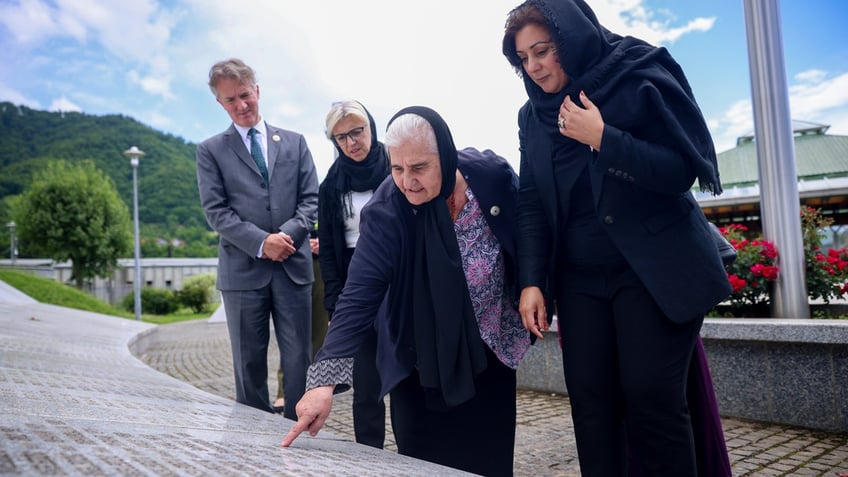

{"left": 1, "top": 0, "right": 847, "bottom": 181}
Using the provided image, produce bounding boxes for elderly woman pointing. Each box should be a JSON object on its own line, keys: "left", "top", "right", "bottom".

{"left": 282, "top": 106, "right": 529, "bottom": 477}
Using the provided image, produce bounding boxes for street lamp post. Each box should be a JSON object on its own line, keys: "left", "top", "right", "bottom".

{"left": 124, "top": 146, "right": 145, "bottom": 321}
{"left": 6, "top": 221, "right": 16, "bottom": 265}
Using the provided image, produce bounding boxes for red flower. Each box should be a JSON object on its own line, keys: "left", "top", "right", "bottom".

{"left": 761, "top": 265, "right": 779, "bottom": 280}
{"left": 747, "top": 264, "right": 777, "bottom": 280}
{"left": 728, "top": 274, "right": 747, "bottom": 293}
{"left": 760, "top": 242, "right": 778, "bottom": 259}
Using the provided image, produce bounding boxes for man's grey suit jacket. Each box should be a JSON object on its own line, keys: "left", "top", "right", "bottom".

{"left": 196, "top": 122, "right": 319, "bottom": 291}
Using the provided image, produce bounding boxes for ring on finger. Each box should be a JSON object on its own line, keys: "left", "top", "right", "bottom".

{"left": 557, "top": 117, "right": 566, "bottom": 129}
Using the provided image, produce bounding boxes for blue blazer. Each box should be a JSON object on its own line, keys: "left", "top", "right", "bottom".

{"left": 517, "top": 102, "right": 731, "bottom": 323}
{"left": 314, "top": 147, "right": 519, "bottom": 397}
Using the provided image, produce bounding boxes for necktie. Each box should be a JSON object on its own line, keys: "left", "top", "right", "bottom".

{"left": 247, "top": 127, "right": 269, "bottom": 184}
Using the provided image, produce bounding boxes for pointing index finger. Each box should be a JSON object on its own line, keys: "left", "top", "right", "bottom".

{"left": 281, "top": 419, "right": 310, "bottom": 447}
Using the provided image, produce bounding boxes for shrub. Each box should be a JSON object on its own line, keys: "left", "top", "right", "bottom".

{"left": 720, "top": 223, "right": 779, "bottom": 308}
{"left": 716, "top": 207, "right": 848, "bottom": 314}
{"left": 121, "top": 288, "right": 178, "bottom": 315}
{"left": 176, "top": 287, "right": 209, "bottom": 314}
{"left": 177, "top": 273, "right": 217, "bottom": 313}
{"left": 801, "top": 207, "right": 848, "bottom": 304}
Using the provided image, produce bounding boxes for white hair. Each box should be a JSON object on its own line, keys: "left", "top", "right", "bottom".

{"left": 384, "top": 113, "right": 438, "bottom": 155}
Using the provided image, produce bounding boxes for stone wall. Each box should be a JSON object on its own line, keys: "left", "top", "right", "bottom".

{"left": 516, "top": 317, "right": 848, "bottom": 433}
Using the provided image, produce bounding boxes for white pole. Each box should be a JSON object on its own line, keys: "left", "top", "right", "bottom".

{"left": 124, "top": 146, "right": 145, "bottom": 321}
{"left": 743, "top": 0, "right": 809, "bottom": 318}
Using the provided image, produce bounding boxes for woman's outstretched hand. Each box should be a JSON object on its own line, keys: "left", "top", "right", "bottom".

{"left": 280, "top": 385, "right": 335, "bottom": 447}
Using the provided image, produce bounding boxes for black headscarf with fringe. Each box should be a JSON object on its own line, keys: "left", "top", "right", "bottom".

{"left": 331, "top": 102, "right": 390, "bottom": 218}
{"left": 503, "top": 0, "right": 722, "bottom": 194}
{"left": 386, "top": 106, "right": 487, "bottom": 409}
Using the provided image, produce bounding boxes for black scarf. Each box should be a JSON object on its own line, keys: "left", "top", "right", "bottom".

{"left": 387, "top": 106, "right": 487, "bottom": 409}
{"left": 332, "top": 103, "right": 390, "bottom": 218}
{"left": 513, "top": 0, "right": 722, "bottom": 195}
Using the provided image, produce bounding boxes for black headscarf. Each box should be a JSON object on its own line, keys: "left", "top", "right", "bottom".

{"left": 505, "top": 0, "right": 722, "bottom": 195}
{"left": 386, "top": 106, "right": 487, "bottom": 409}
{"left": 331, "top": 102, "right": 390, "bottom": 218}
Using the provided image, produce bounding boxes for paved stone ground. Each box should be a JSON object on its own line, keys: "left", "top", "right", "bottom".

{"left": 139, "top": 319, "right": 848, "bottom": 477}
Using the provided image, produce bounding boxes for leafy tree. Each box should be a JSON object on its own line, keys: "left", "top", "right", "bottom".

{"left": 12, "top": 160, "right": 132, "bottom": 287}
{"left": 1, "top": 102, "right": 211, "bottom": 258}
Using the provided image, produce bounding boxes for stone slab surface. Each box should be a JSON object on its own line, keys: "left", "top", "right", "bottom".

{"left": 2, "top": 281, "right": 848, "bottom": 476}
{"left": 142, "top": 318, "right": 848, "bottom": 477}
{"left": 0, "top": 280, "right": 36, "bottom": 305}
{"left": 0, "top": 298, "right": 473, "bottom": 476}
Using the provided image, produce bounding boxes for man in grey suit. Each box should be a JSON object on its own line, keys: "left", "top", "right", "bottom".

{"left": 196, "top": 58, "right": 319, "bottom": 420}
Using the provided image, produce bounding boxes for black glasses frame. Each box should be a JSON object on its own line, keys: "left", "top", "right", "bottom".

{"left": 334, "top": 126, "right": 366, "bottom": 144}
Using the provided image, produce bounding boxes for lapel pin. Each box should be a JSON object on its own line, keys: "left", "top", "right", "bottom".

{"left": 490, "top": 205, "right": 501, "bottom": 216}
{"left": 272, "top": 134, "right": 281, "bottom": 142}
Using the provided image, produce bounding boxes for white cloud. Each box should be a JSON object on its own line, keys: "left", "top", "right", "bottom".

{"left": 590, "top": 0, "right": 716, "bottom": 45}
{"left": 0, "top": 0, "right": 57, "bottom": 45}
{"left": 48, "top": 96, "right": 81, "bottom": 112}
{"left": 707, "top": 70, "right": 848, "bottom": 153}
{"left": 795, "top": 69, "right": 827, "bottom": 84}
{"left": 0, "top": 82, "right": 40, "bottom": 109}
{"left": 788, "top": 71, "right": 848, "bottom": 119}
{"left": 143, "top": 109, "right": 173, "bottom": 131}
{"left": 128, "top": 70, "right": 174, "bottom": 99}
{"left": 710, "top": 99, "right": 755, "bottom": 153}
{"left": 1, "top": 0, "right": 180, "bottom": 100}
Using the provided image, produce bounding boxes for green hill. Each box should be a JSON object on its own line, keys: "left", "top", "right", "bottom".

{"left": 0, "top": 102, "right": 217, "bottom": 257}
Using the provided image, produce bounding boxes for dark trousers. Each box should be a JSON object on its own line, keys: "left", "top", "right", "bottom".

{"left": 352, "top": 328, "right": 386, "bottom": 448}
{"left": 557, "top": 263, "right": 702, "bottom": 477}
{"left": 390, "top": 348, "right": 516, "bottom": 477}
{"left": 277, "top": 257, "right": 329, "bottom": 403}
{"left": 222, "top": 270, "right": 311, "bottom": 421}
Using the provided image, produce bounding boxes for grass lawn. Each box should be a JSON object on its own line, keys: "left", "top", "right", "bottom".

{"left": 0, "top": 269, "right": 212, "bottom": 324}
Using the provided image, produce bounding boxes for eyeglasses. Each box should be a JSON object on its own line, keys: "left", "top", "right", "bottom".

{"left": 334, "top": 126, "right": 365, "bottom": 144}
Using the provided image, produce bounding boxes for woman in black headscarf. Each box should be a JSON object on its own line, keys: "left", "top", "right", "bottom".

{"left": 283, "top": 106, "right": 530, "bottom": 477}
{"left": 317, "top": 100, "right": 390, "bottom": 449}
{"left": 502, "top": 1, "right": 732, "bottom": 476}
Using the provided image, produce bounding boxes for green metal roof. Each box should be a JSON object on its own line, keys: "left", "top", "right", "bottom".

{"left": 715, "top": 124, "right": 848, "bottom": 187}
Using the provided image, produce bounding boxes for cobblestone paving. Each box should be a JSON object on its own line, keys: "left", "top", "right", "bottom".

{"left": 138, "top": 319, "right": 848, "bottom": 477}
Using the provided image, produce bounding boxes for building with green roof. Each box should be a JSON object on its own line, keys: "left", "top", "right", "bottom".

{"left": 695, "top": 121, "right": 848, "bottom": 248}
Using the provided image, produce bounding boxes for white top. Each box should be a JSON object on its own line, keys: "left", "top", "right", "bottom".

{"left": 233, "top": 118, "right": 268, "bottom": 168}
{"left": 344, "top": 190, "right": 374, "bottom": 248}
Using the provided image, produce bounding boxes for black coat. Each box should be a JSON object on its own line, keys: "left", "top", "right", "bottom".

{"left": 517, "top": 101, "right": 731, "bottom": 323}
{"left": 314, "top": 147, "right": 520, "bottom": 397}
{"left": 317, "top": 151, "right": 389, "bottom": 315}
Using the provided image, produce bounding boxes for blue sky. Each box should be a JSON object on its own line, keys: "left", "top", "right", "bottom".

{"left": 1, "top": 0, "right": 846, "bottom": 180}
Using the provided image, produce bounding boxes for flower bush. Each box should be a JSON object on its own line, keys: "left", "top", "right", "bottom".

{"left": 715, "top": 207, "right": 848, "bottom": 314}
{"left": 719, "top": 223, "right": 779, "bottom": 308}
{"left": 801, "top": 206, "right": 848, "bottom": 304}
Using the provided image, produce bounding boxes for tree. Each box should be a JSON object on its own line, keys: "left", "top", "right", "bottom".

{"left": 13, "top": 160, "right": 132, "bottom": 287}
{"left": 1, "top": 102, "right": 209, "bottom": 258}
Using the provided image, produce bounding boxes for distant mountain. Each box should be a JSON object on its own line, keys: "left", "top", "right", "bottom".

{"left": 0, "top": 102, "right": 215, "bottom": 257}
